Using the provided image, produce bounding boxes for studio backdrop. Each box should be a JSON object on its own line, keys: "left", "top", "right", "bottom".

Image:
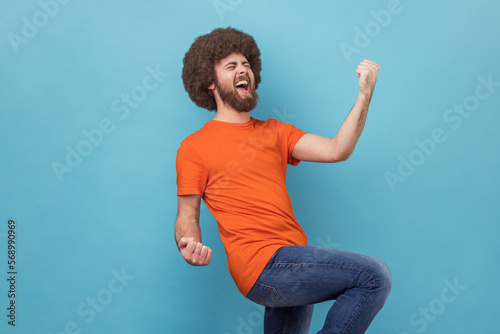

{"left": 1, "top": 1, "right": 499, "bottom": 333}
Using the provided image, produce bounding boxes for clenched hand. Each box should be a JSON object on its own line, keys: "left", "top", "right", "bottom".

{"left": 178, "top": 237, "right": 213, "bottom": 266}
{"left": 356, "top": 59, "right": 380, "bottom": 98}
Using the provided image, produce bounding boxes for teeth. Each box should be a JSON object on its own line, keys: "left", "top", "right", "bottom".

{"left": 235, "top": 80, "right": 248, "bottom": 87}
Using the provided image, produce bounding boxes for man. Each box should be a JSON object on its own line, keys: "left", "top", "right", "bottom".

{"left": 175, "top": 27, "right": 391, "bottom": 334}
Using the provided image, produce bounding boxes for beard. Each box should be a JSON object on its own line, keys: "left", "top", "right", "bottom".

{"left": 215, "top": 77, "right": 259, "bottom": 113}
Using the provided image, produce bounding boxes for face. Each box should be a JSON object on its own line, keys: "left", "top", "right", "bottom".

{"left": 210, "top": 52, "right": 258, "bottom": 112}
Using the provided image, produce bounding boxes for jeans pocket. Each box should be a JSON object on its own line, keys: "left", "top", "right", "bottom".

{"left": 247, "top": 282, "right": 285, "bottom": 307}
{"left": 267, "top": 246, "right": 284, "bottom": 266}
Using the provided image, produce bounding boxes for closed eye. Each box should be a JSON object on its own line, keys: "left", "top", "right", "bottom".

{"left": 224, "top": 61, "right": 250, "bottom": 70}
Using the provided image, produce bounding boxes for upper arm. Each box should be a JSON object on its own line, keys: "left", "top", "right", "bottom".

{"left": 292, "top": 133, "right": 346, "bottom": 163}
{"left": 176, "top": 142, "right": 208, "bottom": 196}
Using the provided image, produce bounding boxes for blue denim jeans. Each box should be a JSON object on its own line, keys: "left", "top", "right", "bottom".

{"left": 246, "top": 246, "right": 391, "bottom": 334}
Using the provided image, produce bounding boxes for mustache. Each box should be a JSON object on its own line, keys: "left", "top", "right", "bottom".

{"left": 234, "top": 75, "right": 251, "bottom": 84}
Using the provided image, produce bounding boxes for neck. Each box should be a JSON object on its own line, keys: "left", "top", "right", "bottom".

{"left": 213, "top": 104, "right": 251, "bottom": 123}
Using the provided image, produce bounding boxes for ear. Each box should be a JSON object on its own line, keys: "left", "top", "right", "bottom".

{"left": 207, "top": 82, "right": 215, "bottom": 90}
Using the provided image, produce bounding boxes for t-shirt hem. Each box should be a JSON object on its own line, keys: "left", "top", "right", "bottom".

{"left": 239, "top": 244, "right": 285, "bottom": 297}
{"left": 177, "top": 188, "right": 203, "bottom": 196}
{"left": 288, "top": 132, "right": 307, "bottom": 166}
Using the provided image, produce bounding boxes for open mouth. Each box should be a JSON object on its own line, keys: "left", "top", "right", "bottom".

{"left": 235, "top": 80, "right": 250, "bottom": 94}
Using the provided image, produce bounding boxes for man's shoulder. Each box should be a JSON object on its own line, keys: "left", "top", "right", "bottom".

{"left": 255, "top": 117, "right": 292, "bottom": 128}
{"left": 180, "top": 121, "right": 213, "bottom": 145}
{"left": 256, "top": 118, "right": 297, "bottom": 134}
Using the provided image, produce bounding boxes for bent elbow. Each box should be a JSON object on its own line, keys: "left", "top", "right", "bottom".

{"left": 340, "top": 153, "right": 352, "bottom": 162}
{"left": 328, "top": 139, "right": 354, "bottom": 163}
{"left": 329, "top": 151, "right": 352, "bottom": 163}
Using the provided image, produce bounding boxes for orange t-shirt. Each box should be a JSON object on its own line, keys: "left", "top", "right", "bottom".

{"left": 176, "top": 117, "right": 308, "bottom": 296}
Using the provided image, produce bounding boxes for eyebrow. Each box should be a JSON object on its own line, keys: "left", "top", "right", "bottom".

{"left": 224, "top": 61, "right": 250, "bottom": 68}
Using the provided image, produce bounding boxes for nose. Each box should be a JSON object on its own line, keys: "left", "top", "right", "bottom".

{"left": 237, "top": 63, "right": 248, "bottom": 75}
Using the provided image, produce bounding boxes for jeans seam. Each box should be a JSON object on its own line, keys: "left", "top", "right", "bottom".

{"left": 341, "top": 269, "right": 379, "bottom": 334}
{"left": 282, "top": 307, "right": 292, "bottom": 334}
{"left": 259, "top": 285, "right": 273, "bottom": 305}
{"left": 341, "top": 291, "right": 370, "bottom": 334}
{"left": 269, "top": 262, "right": 375, "bottom": 278}
{"left": 255, "top": 282, "right": 285, "bottom": 305}
{"left": 256, "top": 246, "right": 389, "bottom": 333}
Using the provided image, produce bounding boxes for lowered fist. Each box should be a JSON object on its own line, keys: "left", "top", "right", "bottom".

{"left": 177, "top": 237, "right": 213, "bottom": 266}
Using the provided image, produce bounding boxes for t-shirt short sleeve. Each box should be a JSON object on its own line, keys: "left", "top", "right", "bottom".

{"left": 176, "top": 141, "right": 208, "bottom": 196}
{"left": 283, "top": 122, "right": 307, "bottom": 166}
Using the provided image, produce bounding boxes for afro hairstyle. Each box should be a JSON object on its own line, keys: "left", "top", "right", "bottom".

{"left": 182, "top": 27, "right": 262, "bottom": 111}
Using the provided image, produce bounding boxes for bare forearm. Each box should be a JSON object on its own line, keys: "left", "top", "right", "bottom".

{"left": 290, "top": 60, "right": 379, "bottom": 164}
{"left": 174, "top": 194, "right": 212, "bottom": 266}
{"left": 331, "top": 59, "right": 379, "bottom": 161}
{"left": 175, "top": 216, "right": 202, "bottom": 246}
{"left": 331, "top": 92, "right": 371, "bottom": 160}
{"left": 174, "top": 194, "right": 202, "bottom": 246}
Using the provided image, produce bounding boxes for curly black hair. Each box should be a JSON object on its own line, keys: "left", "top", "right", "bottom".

{"left": 182, "top": 27, "right": 262, "bottom": 111}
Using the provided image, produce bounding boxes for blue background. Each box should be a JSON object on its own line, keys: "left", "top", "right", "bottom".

{"left": 1, "top": 0, "right": 499, "bottom": 333}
